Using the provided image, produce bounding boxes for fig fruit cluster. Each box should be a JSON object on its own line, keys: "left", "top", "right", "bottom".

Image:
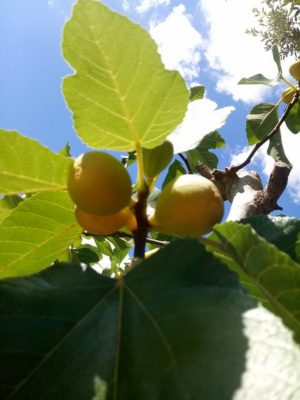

{"left": 280, "top": 60, "right": 300, "bottom": 104}
{"left": 68, "top": 149, "right": 224, "bottom": 238}
{"left": 68, "top": 151, "right": 136, "bottom": 235}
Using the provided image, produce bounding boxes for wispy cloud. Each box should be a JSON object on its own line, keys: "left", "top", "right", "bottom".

{"left": 150, "top": 5, "right": 203, "bottom": 81}
{"left": 198, "top": 0, "right": 291, "bottom": 104}
{"left": 47, "top": 0, "right": 69, "bottom": 18}
{"left": 136, "top": 0, "right": 170, "bottom": 14}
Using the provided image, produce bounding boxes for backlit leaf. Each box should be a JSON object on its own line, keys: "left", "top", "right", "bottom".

{"left": 0, "top": 130, "right": 71, "bottom": 195}
{"left": 0, "top": 191, "right": 81, "bottom": 279}
{"left": 62, "top": 0, "right": 188, "bottom": 151}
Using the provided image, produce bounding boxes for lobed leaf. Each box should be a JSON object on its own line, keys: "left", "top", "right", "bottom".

{"left": 0, "top": 130, "right": 71, "bottom": 195}
{"left": 62, "top": 0, "right": 188, "bottom": 151}
{"left": 1, "top": 240, "right": 300, "bottom": 399}
{"left": 0, "top": 240, "right": 254, "bottom": 399}
{"left": 0, "top": 191, "right": 81, "bottom": 279}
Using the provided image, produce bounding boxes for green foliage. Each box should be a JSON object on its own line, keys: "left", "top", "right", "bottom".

{"left": 0, "top": 1, "right": 300, "bottom": 398}
{"left": 189, "top": 85, "right": 205, "bottom": 101}
{"left": 286, "top": 99, "right": 300, "bottom": 133}
{"left": 161, "top": 159, "right": 186, "bottom": 189}
{"left": 142, "top": 141, "right": 174, "bottom": 179}
{"left": 186, "top": 131, "right": 226, "bottom": 170}
{"left": 247, "top": 0, "right": 300, "bottom": 59}
{"left": 211, "top": 220, "right": 300, "bottom": 343}
{"left": 62, "top": 0, "right": 188, "bottom": 151}
{"left": 246, "top": 103, "right": 278, "bottom": 144}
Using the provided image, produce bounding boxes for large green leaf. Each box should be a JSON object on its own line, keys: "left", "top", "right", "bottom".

{"left": 210, "top": 222, "right": 300, "bottom": 343}
{"left": 246, "top": 103, "right": 278, "bottom": 145}
{"left": 0, "top": 130, "right": 71, "bottom": 195}
{"left": 2, "top": 240, "right": 300, "bottom": 399}
{"left": 0, "top": 191, "right": 81, "bottom": 279}
{"left": 0, "top": 240, "right": 251, "bottom": 399}
{"left": 62, "top": 0, "right": 188, "bottom": 151}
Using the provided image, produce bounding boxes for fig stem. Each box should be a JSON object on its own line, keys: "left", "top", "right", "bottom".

{"left": 281, "top": 76, "right": 297, "bottom": 91}
{"left": 133, "top": 185, "right": 149, "bottom": 259}
{"left": 135, "top": 140, "right": 146, "bottom": 192}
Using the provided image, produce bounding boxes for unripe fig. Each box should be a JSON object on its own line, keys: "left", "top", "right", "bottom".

{"left": 289, "top": 60, "right": 300, "bottom": 81}
{"left": 142, "top": 141, "right": 174, "bottom": 179}
{"left": 75, "top": 206, "right": 137, "bottom": 235}
{"left": 68, "top": 151, "right": 132, "bottom": 216}
{"left": 149, "top": 175, "right": 223, "bottom": 237}
{"left": 281, "top": 87, "right": 297, "bottom": 104}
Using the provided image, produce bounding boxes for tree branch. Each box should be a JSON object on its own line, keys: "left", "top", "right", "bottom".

{"left": 230, "top": 89, "right": 299, "bottom": 173}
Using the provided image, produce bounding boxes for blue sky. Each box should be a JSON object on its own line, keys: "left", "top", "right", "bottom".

{"left": 0, "top": 0, "right": 299, "bottom": 218}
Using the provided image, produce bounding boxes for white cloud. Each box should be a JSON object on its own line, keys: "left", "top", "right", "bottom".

{"left": 122, "top": 0, "right": 130, "bottom": 11}
{"left": 150, "top": 5, "right": 203, "bottom": 81}
{"left": 167, "top": 99, "right": 235, "bottom": 153}
{"left": 230, "top": 125, "right": 300, "bottom": 204}
{"left": 136, "top": 0, "right": 170, "bottom": 14}
{"left": 198, "top": 0, "right": 294, "bottom": 103}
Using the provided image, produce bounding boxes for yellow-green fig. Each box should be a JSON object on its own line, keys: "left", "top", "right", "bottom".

{"left": 289, "top": 60, "right": 300, "bottom": 81}
{"left": 281, "top": 87, "right": 297, "bottom": 104}
{"left": 142, "top": 141, "right": 174, "bottom": 179}
{"left": 68, "top": 151, "right": 132, "bottom": 216}
{"left": 75, "top": 206, "right": 137, "bottom": 235}
{"left": 149, "top": 174, "right": 224, "bottom": 237}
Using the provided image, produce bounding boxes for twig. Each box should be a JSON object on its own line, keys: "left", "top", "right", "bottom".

{"left": 231, "top": 89, "right": 299, "bottom": 173}
{"left": 111, "top": 231, "right": 170, "bottom": 247}
{"left": 178, "top": 153, "right": 193, "bottom": 174}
